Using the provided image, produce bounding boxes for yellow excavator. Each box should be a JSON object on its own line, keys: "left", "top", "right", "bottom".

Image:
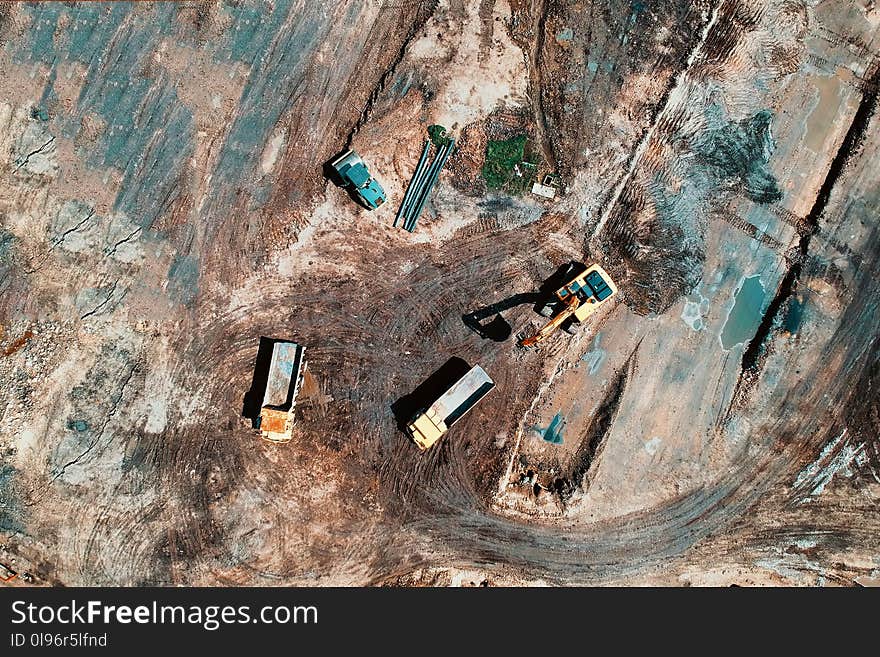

{"left": 520, "top": 263, "right": 619, "bottom": 348}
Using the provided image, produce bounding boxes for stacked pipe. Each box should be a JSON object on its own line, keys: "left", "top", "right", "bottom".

{"left": 394, "top": 140, "right": 430, "bottom": 228}
{"left": 405, "top": 139, "right": 455, "bottom": 232}
{"left": 394, "top": 138, "right": 456, "bottom": 233}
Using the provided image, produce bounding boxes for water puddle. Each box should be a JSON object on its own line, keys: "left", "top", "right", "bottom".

{"left": 580, "top": 332, "right": 606, "bottom": 375}
{"left": 720, "top": 275, "right": 766, "bottom": 350}
{"left": 533, "top": 412, "right": 565, "bottom": 445}
{"left": 783, "top": 295, "right": 805, "bottom": 335}
{"left": 644, "top": 436, "right": 662, "bottom": 455}
{"left": 681, "top": 285, "right": 710, "bottom": 332}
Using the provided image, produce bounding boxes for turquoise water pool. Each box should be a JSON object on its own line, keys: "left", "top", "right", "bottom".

{"left": 720, "top": 275, "right": 767, "bottom": 350}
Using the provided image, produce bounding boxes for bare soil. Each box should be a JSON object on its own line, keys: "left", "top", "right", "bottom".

{"left": 0, "top": 0, "right": 878, "bottom": 587}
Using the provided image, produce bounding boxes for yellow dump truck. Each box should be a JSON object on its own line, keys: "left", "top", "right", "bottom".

{"left": 520, "top": 263, "right": 618, "bottom": 347}
{"left": 407, "top": 364, "right": 495, "bottom": 450}
{"left": 258, "top": 341, "right": 307, "bottom": 443}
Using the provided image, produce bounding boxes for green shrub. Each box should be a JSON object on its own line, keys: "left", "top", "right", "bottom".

{"left": 482, "top": 135, "right": 535, "bottom": 191}
{"left": 427, "top": 124, "right": 451, "bottom": 147}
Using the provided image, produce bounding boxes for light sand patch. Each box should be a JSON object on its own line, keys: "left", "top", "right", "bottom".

{"left": 409, "top": 0, "right": 527, "bottom": 131}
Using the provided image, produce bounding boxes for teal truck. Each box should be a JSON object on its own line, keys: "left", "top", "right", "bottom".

{"left": 330, "top": 150, "right": 386, "bottom": 210}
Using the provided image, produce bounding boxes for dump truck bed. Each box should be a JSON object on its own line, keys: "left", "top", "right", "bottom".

{"left": 407, "top": 365, "right": 495, "bottom": 450}
{"left": 261, "top": 341, "right": 306, "bottom": 410}
{"left": 431, "top": 365, "right": 495, "bottom": 427}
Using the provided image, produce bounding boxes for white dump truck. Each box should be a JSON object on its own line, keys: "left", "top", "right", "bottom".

{"left": 406, "top": 364, "right": 495, "bottom": 450}
{"left": 258, "top": 341, "right": 307, "bottom": 443}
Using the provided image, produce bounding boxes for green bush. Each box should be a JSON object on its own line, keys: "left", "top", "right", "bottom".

{"left": 427, "top": 124, "right": 451, "bottom": 147}
{"left": 482, "top": 135, "right": 533, "bottom": 191}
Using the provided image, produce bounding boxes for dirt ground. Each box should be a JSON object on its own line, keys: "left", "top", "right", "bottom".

{"left": 0, "top": 0, "right": 878, "bottom": 586}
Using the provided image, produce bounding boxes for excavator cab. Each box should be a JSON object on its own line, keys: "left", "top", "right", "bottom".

{"left": 520, "top": 264, "right": 618, "bottom": 348}
{"left": 559, "top": 270, "right": 613, "bottom": 304}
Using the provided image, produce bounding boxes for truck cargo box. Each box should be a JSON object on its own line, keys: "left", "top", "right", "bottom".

{"left": 259, "top": 341, "right": 306, "bottom": 442}
{"left": 407, "top": 364, "right": 495, "bottom": 450}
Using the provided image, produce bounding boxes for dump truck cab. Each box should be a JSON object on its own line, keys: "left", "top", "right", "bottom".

{"left": 406, "top": 365, "right": 495, "bottom": 450}
{"left": 330, "top": 149, "right": 386, "bottom": 210}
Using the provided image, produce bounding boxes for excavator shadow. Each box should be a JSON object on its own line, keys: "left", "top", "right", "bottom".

{"left": 462, "top": 261, "right": 587, "bottom": 341}
{"left": 390, "top": 356, "right": 471, "bottom": 432}
{"left": 462, "top": 293, "right": 540, "bottom": 341}
{"left": 241, "top": 336, "right": 280, "bottom": 429}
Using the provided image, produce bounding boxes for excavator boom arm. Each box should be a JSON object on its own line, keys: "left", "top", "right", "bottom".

{"left": 520, "top": 296, "right": 580, "bottom": 347}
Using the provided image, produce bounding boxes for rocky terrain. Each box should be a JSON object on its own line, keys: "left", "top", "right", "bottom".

{"left": 0, "top": 0, "right": 878, "bottom": 586}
